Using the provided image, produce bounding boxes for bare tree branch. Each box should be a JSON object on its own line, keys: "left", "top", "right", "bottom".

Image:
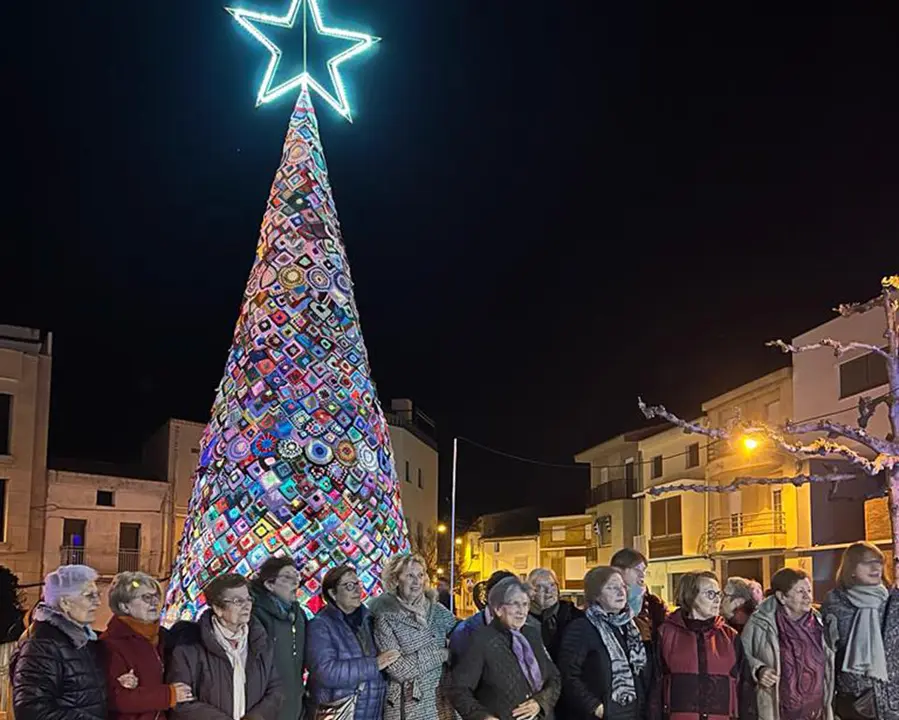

{"left": 637, "top": 398, "right": 728, "bottom": 440}
{"left": 858, "top": 394, "right": 890, "bottom": 429}
{"left": 767, "top": 338, "right": 889, "bottom": 361}
{"left": 784, "top": 418, "right": 896, "bottom": 456}
{"left": 646, "top": 473, "right": 858, "bottom": 497}
{"left": 836, "top": 296, "right": 884, "bottom": 318}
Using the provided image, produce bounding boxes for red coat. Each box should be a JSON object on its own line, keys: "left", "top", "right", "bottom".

{"left": 652, "top": 610, "right": 754, "bottom": 720}
{"left": 100, "top": 615, "right": 175, "bottom": 720}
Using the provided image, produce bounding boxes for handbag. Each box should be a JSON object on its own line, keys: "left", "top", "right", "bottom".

{"left": 313, "top": 683, "right": 365, "bottom": 720}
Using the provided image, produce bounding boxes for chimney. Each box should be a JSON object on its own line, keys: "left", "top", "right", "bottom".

{"left": 391, "top": 398, "right": 414, "bottom": 423}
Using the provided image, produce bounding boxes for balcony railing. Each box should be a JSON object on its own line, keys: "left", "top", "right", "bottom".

{"left": 587, "top": 477, "right": 638, "bottom": 506}
{"left": 707, "top": 511, "right": 786, "bottom": 542}
{"left": 59, "top": 546, "right": 160, "bottom": 576}
{"left": 540, "top": 527, "right": 591, "bottom": 548}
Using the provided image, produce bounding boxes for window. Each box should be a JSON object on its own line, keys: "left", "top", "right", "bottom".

{"left": 651, "top": 455, "right": 663, "bottom": 479}
{"left": 624, "top": 459, "right": 635, "bottom": 482}
{"left": 685, "top": 443, "right": 700, "bottom": 468}
{"left": 493, "top": 542, "right": 500, "bottom": 553}
{"left": 417, "top": 468, "right": 423, "bottom": 489}
{"left": 404, "top": 461, "right": 410, "bottom": 483}
{"left": 190, "top": 447, "right": 200, "bottom": 455}
{"left": 62, "top": 518, "right": 87, "bottom": 564}
{"left": 118, "top": 523, "right": 141, "bottom": 572}
{"left": 0, "top": 478, "right": 7, "bottom": 542}
{"left": 650, "top": 496, "right": 682, "bottom": 538}
{"left": 97, "top": 490, "right": 115, "bottom": 507}
{"left": 599, "top": 467, "right": 609, "bottom": 483}
{"left": 840, "top": 349, "right": 889, "bottom": 398}
{"left": 551, "top": 526, "right": 566, "bottom": 542}
{"left": 0, "top": 394, "right": 11, "bottom": 456}
{"left": 772, "top": 489, "right": 784, "bottom": 532}
{"left": 595, "top": 515, "right": 612, "bottom": 547}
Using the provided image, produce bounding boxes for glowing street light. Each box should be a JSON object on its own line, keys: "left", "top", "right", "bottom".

{"left": 437, "top": 523, "right": 448, "bottom": 534}
{"left": 742, "top": 436, "right": 759, "bottom": 452}
{"left": 455, "top": 537, "right": 463, "bottom": 545}
{"left": 436, "top": 567, "right": 445, "bottom": 575}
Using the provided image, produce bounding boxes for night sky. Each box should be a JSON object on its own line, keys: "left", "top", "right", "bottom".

{"left": 3, "top": 3, "right": 896, "bottom": 521}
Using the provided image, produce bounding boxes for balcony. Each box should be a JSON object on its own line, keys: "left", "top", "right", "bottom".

{"left": 587, "top": 477, "right": 638, "bottom": 507}
{"left": 706, "top": 511, "right": 786, "bottom": 553}
{"left": 59, "top": 546, "right": 161, "bottom": 576}
{"left": 540, "top": 526, "right": 591, "bottom": 549}
{"left": 649, "top": 534, "right": 684, "bottom": 559}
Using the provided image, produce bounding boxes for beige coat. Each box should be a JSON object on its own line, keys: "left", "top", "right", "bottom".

{"left": 741, "top": 596, "right": 834, "bottom": 720}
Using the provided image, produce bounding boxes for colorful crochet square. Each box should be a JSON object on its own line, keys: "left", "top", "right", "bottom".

{"left": 164, "top": 88, "right": 409, "bottom": 622}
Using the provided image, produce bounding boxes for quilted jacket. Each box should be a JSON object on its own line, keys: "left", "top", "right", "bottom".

{"left": 10, "top": 603, "right": 107, "bottom": 720}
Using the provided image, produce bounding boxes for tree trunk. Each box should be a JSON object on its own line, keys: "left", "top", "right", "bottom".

{"left": 890, "top": 467, "right": 899, "bottom": 588}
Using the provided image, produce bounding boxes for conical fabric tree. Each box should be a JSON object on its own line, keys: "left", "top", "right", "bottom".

{"left": 164, "top": 87, "right": 409, "bottom": 622}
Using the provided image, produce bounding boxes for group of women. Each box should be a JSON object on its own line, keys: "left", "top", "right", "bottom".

{"left": 8, "top": 541, "right": 898, "bottom": 720}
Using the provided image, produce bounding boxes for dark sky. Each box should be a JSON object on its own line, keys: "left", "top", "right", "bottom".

{"left": 3, "top": 2, "right": 896, "bottom": 521}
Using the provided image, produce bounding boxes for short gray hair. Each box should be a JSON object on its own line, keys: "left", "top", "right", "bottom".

{"left": 527, "top": 568, "right": 558, "bottom": 585}
{"left": 487, "top": 577, "right": 531, "bottom": 611}
{"left": 43, "top": 565, "right": 98, "bottom": 608}
{"left": 108, "top": 572, "right": 162, "bottom": 615}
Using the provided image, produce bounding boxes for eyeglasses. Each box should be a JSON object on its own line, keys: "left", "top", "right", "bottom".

{"left": 533, "top": 583, "right": 558, "bottom": 592}
{"left": 137, "top": 593, "right": 161, "bottom": 605}
{"left": 701, "top": 590, "right": 722, "bottom": 601}
{"left": 338, "top": 581, "right": 361, "bottom": 592}
{"left": 503, "top": 601, "right": 530, "bottom": 612}
{"left": 275, "top": 574, "right": 301, "bottom": 587}
{"left": 221, "top": 597, "right": 254, "bottom": 608}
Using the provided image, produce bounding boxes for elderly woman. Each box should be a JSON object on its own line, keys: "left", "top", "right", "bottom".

{"left": 449, "top": 570, "right": 515, "bottom": 663}
{"left": 450, "top": 576, "right": 561, "bottom": 720}
{"left": 742, "top": 568, "right": 833, "bottom": 720}
{"left": 722, "top": 576, "right": 764, "bottom": 634}
{"left": 250, "top": 556, "right": 307, "bottom": 720}
{"left": 370, "top": 553, "right": 457, "bottom": 720}
{"left": 101, "top": 571, "right": 193, "bottom": 720}
{"left": 306, "top": 564, "right": 400, "bottom": 720}
{"left": 166, "top": 573, "right": 283, "bottom": 720}
{"left": 822, "top": 542, "right": 898, "bottom": 720}
{"left": 652, "top": 570, "right": 754, "bottom": 720}
{"left": 527, "top": 567, "right": 584, "bottom": 664}
{"left": 559, "top": 566, "right": 651, "bottom": 720}
{"left": 10, "top": 564, "right": 107, "bottom": 720}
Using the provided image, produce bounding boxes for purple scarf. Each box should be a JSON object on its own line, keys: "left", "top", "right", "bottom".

{"left": 510, "top": 628, "right": 543, "bottom": 692}
{"left": 775, "top": 606, "right": 826, "bottom": 720}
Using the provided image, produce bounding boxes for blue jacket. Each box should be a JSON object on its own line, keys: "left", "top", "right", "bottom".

{"left": 449, "top": 610, "right": 487, "bottom": 664}
{"left": 306, "top": 604, "right": 387, "bottom": 720}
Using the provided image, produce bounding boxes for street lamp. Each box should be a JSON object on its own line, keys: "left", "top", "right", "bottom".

{"left": 742, "top": 436, "right": 759, "bottom": 452}
{"left": 437, "top": 523, "right": 448, "bottom": 534}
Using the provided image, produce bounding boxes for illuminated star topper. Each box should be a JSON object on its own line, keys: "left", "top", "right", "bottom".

{"left": 226, "top": 0, "right": 378, "bottom": 121}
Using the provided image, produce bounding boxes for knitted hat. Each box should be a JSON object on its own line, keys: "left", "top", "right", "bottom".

{"left": 43, "top": 565, "right": 98, "bottom": 608}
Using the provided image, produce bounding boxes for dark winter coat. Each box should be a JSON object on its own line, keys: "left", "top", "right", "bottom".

{"left": 166, "top": 610, "right": 283, "bottom": 720}
{"left": 100, "top": 614, "right": 174, "bottom": 720}
{"left": 651, "top": 610, "right": 755, "bottom": 720}
{"left": 9, "top": 603, "right": 107, "bottom": 720}
{"left": 449, "top": 609, "right": 489, "bottom": 665}
{"left": 530, "top": 600, "right": 584, "bottom": 665}
{"left": 821, "top": 586, "right": 899, "bottom": 720}
{"left": 305, "top": 603, "right": 387, "bottom": 720}
{"left": 251, "top": 584, "right": 308, "bottom": 720}
{"left": 635, "top": 592, "right": 668, "bottom": 643}
{"left": 558, "top": 616, "right": 651, "bottom": 720}
{"left": 450, "top": 618, "right": 561, "bottom": 720}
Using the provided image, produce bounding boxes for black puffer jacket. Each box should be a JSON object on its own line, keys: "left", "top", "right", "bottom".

{"left": 10, "top": 603, "right": 107, "bottom": 720}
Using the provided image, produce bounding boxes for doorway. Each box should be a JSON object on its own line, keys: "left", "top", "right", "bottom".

{"left": 118, "top": 523, "right": 142, "bottom": 572}
{"left": 62, "top": 518, "right": 87, "bottom": 565}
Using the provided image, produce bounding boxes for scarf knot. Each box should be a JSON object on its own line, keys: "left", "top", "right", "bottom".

{"left": 585, "top": 604, "right": 647, "bottom": 707}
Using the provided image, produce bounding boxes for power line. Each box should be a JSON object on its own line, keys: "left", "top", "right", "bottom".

{"left": 457, "top": 394, "right": 889, "bottom": 472}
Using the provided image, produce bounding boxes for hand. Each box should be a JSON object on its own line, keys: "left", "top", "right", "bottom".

{"left": 172, "top": 683, "right": 194, "bottom": 703}
{"left": 117, "top": 670, "right": 138, "bottom": 689}
{"left": 594, "top": 703, "right": 605, "bottom": 718}
{"left": 757, "top": 666, "right": 779, "bottom": 688}
{"left": 377, "top": 649, "right": 402, "bottom": 670}
{"left": 512, "top": 698, "right": 541, "bottom": 720}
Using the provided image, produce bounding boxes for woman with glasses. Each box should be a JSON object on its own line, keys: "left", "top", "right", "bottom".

{"left": 251, "top": 557, "right": 308, "bottom": 720}
{"left": 10, "top": 564, "right": 107, "bottom": 720}
{"left": 821, "top": 542, "right": 897, "bottom": 720}
{"left": 527, "top": 567, "right": 583, "bottom": 664}
{"left": 450, "top": 576, "right": 560, "bottom": 720}
{"left": 742, "top": 567, "right": 833, "bottom": 720}
{"left": 651, "top": 570, "right": 754, "bottom": 720}
{"left": 558, "top": 566, "right": 651, "bottom": 720}
{"left": 101, "top": 571, "right": 194, "bottom": 720}
{"left": 166, "top": 573, "right": 283, "bottom": 720}
{"left": 305, "top": 564, "right": 400, "bottom": 720}
{"left": 370, "top": 553, "right": 457, "bottom": 720}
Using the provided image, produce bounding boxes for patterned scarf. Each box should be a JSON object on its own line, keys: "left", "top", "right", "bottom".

{"left": 585, "top": 604, "right": 647, "bottom": 706}
{"left": 843, "top": 584, "right": 889, "bottom": 682}
{"left": 509, "top": 628, "right": 543, "bottom": 692}
{"left": 775, "top": 606, "right": 826, "bottom": 720}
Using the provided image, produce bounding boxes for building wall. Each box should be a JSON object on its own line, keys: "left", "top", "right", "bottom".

{"left": 479, "top": 536, "right": 539, "bottom": 581}
{"left": 0, "top": 328, "right": 52, "bottom": 603}
{"left": 539, "top": 515, "right": 592, "bottom": 593}
{"left": 388, "top": 425, "right": 438, "bottom": 550}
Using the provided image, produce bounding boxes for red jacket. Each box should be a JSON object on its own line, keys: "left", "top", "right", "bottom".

{"left": 100, "top": 615, "right": 176, "bottom": 720}
{"left": 652, "top": 610, "right": 754, "bottom": 720}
